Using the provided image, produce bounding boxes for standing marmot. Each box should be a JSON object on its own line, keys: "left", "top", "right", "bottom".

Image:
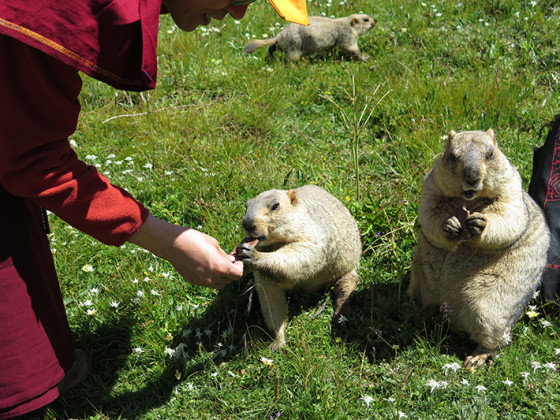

{"left": 236, "top": 185, "right": 362, "bottom": 349}
{"left": 409, "top": 130, "right": 550, "bottom": 368}
{"left": 244, "top": 14, "right": 376, "bottom": 62}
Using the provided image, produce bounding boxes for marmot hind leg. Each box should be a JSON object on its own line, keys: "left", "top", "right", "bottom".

{"left": 255, "top": 276, "right": 288, "bottom": 350}
{"left": 332, "top": 269, "right": 358, "bottom": 322}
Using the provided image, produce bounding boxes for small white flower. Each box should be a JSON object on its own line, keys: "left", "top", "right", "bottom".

{"left": 360, "top": 395, "right": 374, "bottom": 407}
{"left": 151, "top": 289, "right": 160, "bottom": 296}
{"left": 398, "top": 411, "right": 408, "bottom": 418}
{"left": 442, "top": 362, "right": 461, "bottom": 373}
{"left": 132, "top": 278, "right": 139, "bottom": 284}
{"left": 69, "top": 139, "right": 78, "bottom": 148}
{"left": 136, "top": 290, "right": 145, "bottom": 298}
{"left": 426, "top": 379, "right": 441, "bottom": 392}
{"left": 526, "top": 310, "right": 539, "bottom": 319}
{"left": 85, "top": 155, "right": 97, "bottom": 160}
{"left": 521, "top": 371, "right": 530, "bottom": 379}
{"left": 211, "top": 372, "right": 218, "bottom": 377}
{"left": 82, "top": 264, "right": 94, "bottom": 272}
{"left": 502, "top": 331, "right": 512, "bottom": 345}
{"left": 134, "top": 347, "right": 145, "bottom": 354}
{"left": 555, "top": 349, "right": 560, "bottom": 356}
{"left": 531, "top": 361, "right": 542, "bottom": 372}
{"left": 544, "top": 362, "right": 557, "bottom": 371}
{"left": 89, "top": 287, "right": 99, "bottom": 295}
{"left": 204, "top": 328, "right": 213, "bottom": 337}
{"left": 86, "top": 308, "right": 96, "bottom": 316}
{"left": 475, "top": 385, "right": 487, "bottom": 393}
{"left": 183, "top": 328, "right": 192, "bottom": 338}
{"left": 164, "top": 347, "right": 176, "bottom": 357}
{"left": 143, "top": 163, "right": 153, "bottom": 169}
{"left": 540, "top": 319, "right": 552, "bottom": 328}
{"left": 107, "top": 153, "right": 116, "bottom": 159}
{"left": 337, "top": 315, "right": 348, "bottom": 325}
{"left": 502, "top": 378, "right": 513, "bottom": 386}
{"left": 80, "top": 299, "right": 93, "bottom": 307}
{"left": 109, "top": 301, "right": 119, "bottom": 309}
{"left": 460, "top": 378, "right": 470, "bottom": 386}
{"left": 176, "top": 304, "right": 183, "bottom": 311}
{"left": 386, "top": 397, "right": 395, "bottom": 403}
{"left": 261, "top": 357, "right": 274, "bottom": 367}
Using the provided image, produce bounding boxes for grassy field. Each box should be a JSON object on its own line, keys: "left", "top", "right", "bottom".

{"left": 40, "top": 0, "right": 560, "bottom": 418}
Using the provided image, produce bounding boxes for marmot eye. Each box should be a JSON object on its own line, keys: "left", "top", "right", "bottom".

{"left": 271, "top": 203, "right": 280, "bottom": 211}
{"left": 488, "top": 150, "right": 494, "bottom": 160}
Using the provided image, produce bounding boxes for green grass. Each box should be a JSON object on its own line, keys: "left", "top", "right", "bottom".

{"left": 38, "top": 0, "right": 560, "bottom": 418}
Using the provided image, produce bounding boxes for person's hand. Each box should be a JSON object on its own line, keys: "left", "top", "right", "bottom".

{"left": 128, "top": 214, "right": 243, "bottom": 289}
{"left": 162, "top": 0, "right": 249, "bottom": 32}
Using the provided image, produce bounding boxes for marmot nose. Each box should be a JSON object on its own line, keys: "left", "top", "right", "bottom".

{"left": 463, "top": 167, "right": 480, "bottom": 186}
{"left": 242, "top": 218, "right": 255, "bottom": 234}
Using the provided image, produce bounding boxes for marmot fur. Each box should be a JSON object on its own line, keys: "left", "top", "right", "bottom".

{"left": 244, "top": 14, "right": 376, "bottom": 62}
{"left": 409, "top": 129, "right": 550, "bottom": 368}
{"left": 237, "top": 185, "right": 362, "bottom": 349}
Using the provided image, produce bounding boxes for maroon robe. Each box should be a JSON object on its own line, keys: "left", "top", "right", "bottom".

{"left": 0, "top": 1, "right": 160, "bottom": 416}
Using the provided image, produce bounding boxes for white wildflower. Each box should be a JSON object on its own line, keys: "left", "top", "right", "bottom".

{"left": 360, "top": 395, "right": 374, "bottom": 407}
{"left": 442, "top": 362, "right": 461, "bottom": 373}
{"left": 398, "top": 411, "right": 408, "bottom": 418}
{"left": 502, "top": 378, "right": 513, "bottom": 386}
{"left": 89, "top": 287, "right": 99, "bottom": 295}
{"left": 82, "top": 264, "right": 94, "bottom": 272}
{"left": 521, "top": 372, "right": 530, "bottom": 379}
{"left": 426, "top": 379, "right": 441, "bottom": 392}
{"left": 136, "top": 290, "right": 145, "bottom": 298}
{"left": 143, "top": 163, "right": 153, "bottom": 169}
{"left": 460, "top": 378, "right": 470, "bottom": 386}
{"left": 260, "top": 357, "right": 274, "bottom": 367}
{"left": 151, "top": 289, "right": 161, "bottom": 296}
{"left": 544, "top": 362, "right": 557, "bottom": 371}
{"left": 475, "top": 385, "right": 487, "bottom": 393}
{"left": 133, "top": 347, "right": 145, "bottom": 354}
{"left": 164, "top": 347, "right": 176, "bottom": 357}
{"left": 86, "top": 308, "right": 96, "bottom": 316}
{"left": 531, "top": 361, "right": 542, "bottom": 372}
{"left": 540, "top": 319, "right": 552, "bottom": 328}
{"left": 109, "top": 301, "right": 119, "bottom": 309}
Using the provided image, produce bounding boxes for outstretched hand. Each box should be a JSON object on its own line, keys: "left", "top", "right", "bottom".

{"left": 128, "top": 214, "right": 243, "bottom": 289}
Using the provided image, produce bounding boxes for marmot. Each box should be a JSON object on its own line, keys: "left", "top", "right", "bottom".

{"left": 236, "top": 185, "right": 362, "bottom": 349}
{"left": 409, "top": 129, "right": 550, "bottom": 368}
{"left": 244, "top": 14, "right": 376, "bottom": 62}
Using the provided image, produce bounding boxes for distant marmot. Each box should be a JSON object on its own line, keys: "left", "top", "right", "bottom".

{"left": 236, "top": 185, "right": 362, "bottom": 349}
{"left": 409, "top": 129, "right": 550, "bottom": 368}
{"left": 244, "top": 14, "right": 376, "bottom": 62}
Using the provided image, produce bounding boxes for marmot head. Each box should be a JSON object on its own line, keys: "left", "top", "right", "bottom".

{"left": 349, "top": 14, "right": 377, "bottom": 35}
{"left": 434, "top": 129, "right": 512, "bottom": 201}
{"left": 242, "top": 189, "right": 305, "bottom": 246}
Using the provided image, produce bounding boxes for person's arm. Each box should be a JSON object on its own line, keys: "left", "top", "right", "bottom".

{"left": 0, "top": 35, "right": 242, "bottom": 288}
{"left": 128, "top": 214, "right": 243, "bottom": 288}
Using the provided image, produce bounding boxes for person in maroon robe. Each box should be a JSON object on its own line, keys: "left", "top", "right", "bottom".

{"left": 0, "top": 0, "right": 308, "bottom": 417}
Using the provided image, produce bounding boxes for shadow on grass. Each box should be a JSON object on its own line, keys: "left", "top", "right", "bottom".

{"left": 331, "top": 274, "right": 474, "bottom": 364}
{"left": 43, "top": 276, "right": 269, "bottom": 419}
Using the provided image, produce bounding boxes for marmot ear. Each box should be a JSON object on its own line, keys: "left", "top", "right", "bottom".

{"left": 448, "top": 130, "right": 457, "bottom": 139}
{"left": 351, "top": 18, "right": 359, "bottom": 26}
{"left": 486, "top": 128, "right": 497, "bottom": 145}
{"left": 288, "top": 189, "right": 299, "bottom": 205}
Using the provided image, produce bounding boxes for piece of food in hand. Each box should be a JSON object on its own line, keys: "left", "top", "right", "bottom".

{"left": 455, "top": 204, "right": 471, "bottom": 241}
{"left": 234, "top": 238, "right": 259, "bottom": 260}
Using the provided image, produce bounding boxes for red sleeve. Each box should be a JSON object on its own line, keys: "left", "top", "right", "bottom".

{"left": 0, "top": 35, "right": 149, "bottom": 246}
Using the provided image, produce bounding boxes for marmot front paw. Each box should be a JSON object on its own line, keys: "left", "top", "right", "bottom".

{"left": 443, "top": 216, "right": 463, "bottom": 240}
{"left": 466, "top": 212, "right": 486, "bottom": 237}
{"left": 235, "top": 240, "right": 259, "bottom": 268}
